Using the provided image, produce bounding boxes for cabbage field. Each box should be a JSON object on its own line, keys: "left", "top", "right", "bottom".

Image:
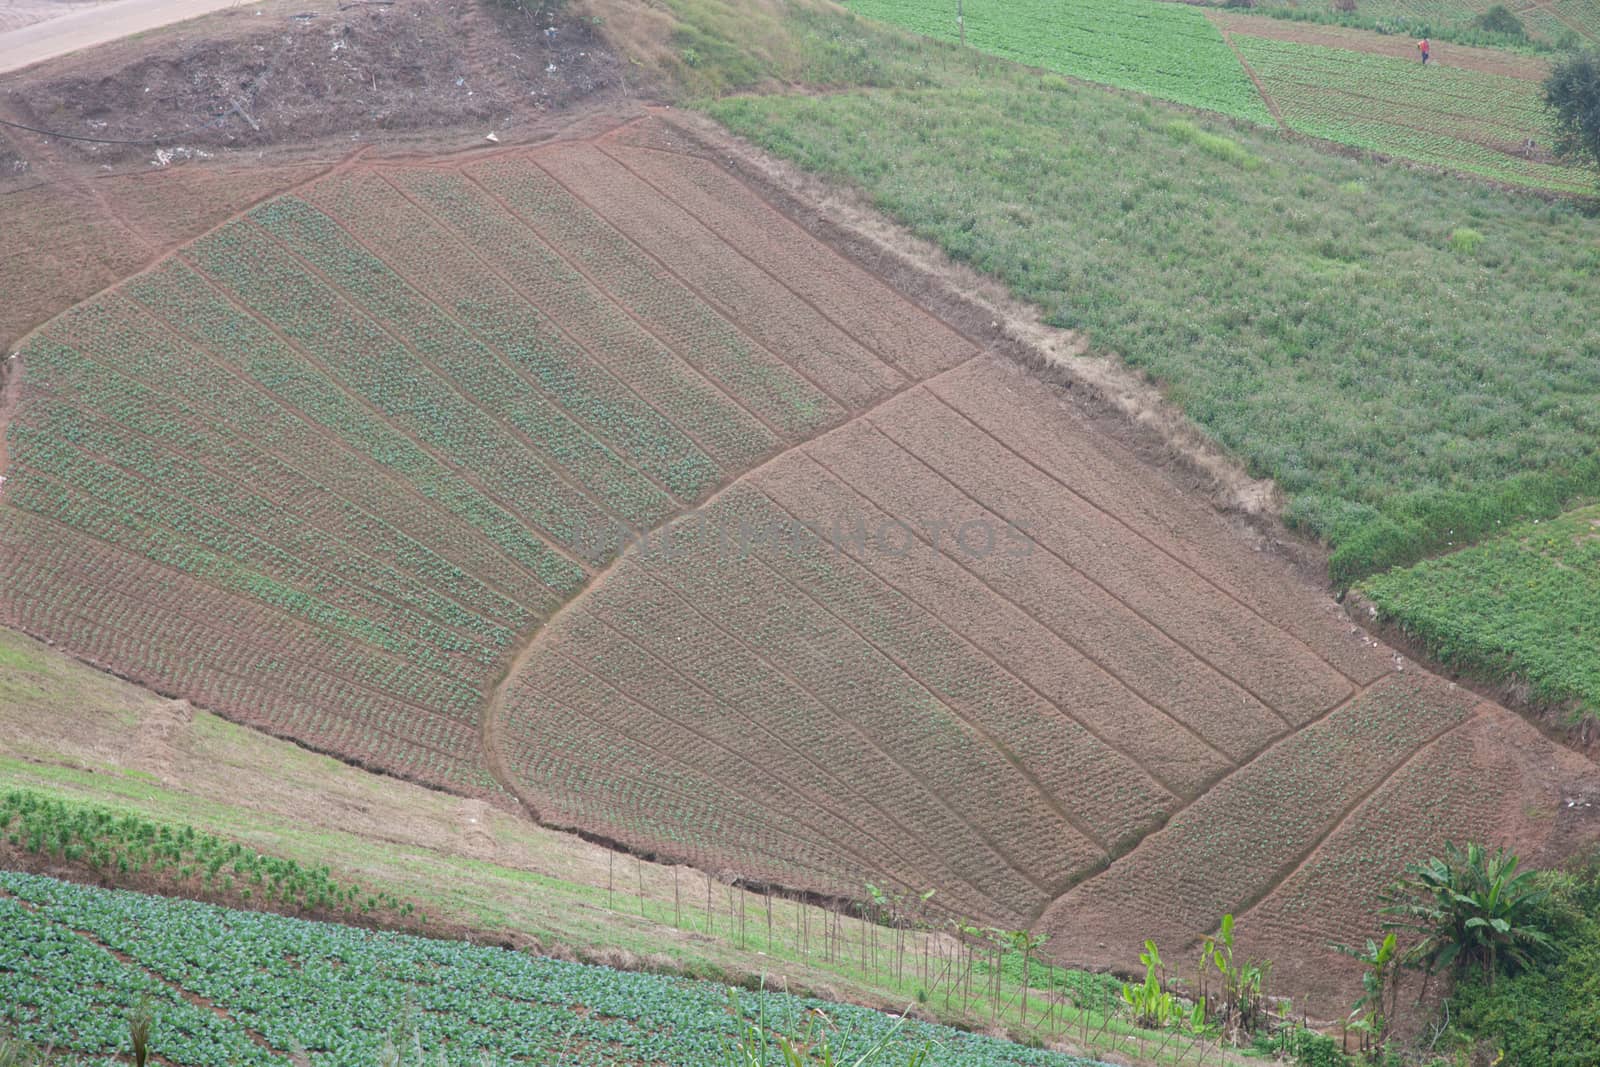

{"left": 1361, "top": 505, "right": 1600, "bottom": 718}
{"left": 0, "top": 872, "right": 1106, "bottom": 1067}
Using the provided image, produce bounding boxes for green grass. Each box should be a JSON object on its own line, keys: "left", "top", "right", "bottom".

{"left": 841, "top": 0, "right": 1275, "bottom": 124}
{"left": 706, "top": 74, "right": 1600, "bottom": 586}
{"left": 1360, "top": 504, "right": 1600, "bottom": 717}
{"left": 1231, "top": 34, "right": 1591, "bottom": 192}
{"left": 0, "top": 871, "right": 1110, "bottom": 1067}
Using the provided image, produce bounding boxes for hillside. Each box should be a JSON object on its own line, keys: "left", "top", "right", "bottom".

{"left": 3, "top": 0, "right": 1600, "bottom": 1061}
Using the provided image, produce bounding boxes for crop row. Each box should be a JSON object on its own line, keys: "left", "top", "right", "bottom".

{"left": 1240, "top": 721, "right": 1503, "bottom": 977}
{"left": 746, "top": 449, "right": 1225, "bottom": 803}
{"left": 38, "top": 299, "right": 537, "bottom": 632}
{"left": 124, "top": 261, "right": 581, "bottom": 602}
{"left": 600, "top": 135, "right": 976, "bottom": 382}
{"left": 500, "top": 646, "right": 899, "bottom": 902}
{"left": 0, "top": 511, "right": 494, "bottom": 792}
{"left": 508, "top": 570, "right": 1056, "bottom": 923}
{"left": 802, "top": 416, "right": 1289, "bottom": 763}
{"left": 1554, "top": 0, "right": 1600, "bottom": 41}
{"left": 517, "top": 483, "right": 1108, "bottom": 914}
{"left": 462, "top": 156, "right": 844, "bottom": 441}
{"left": 367, "top": 168, "right": 769, "bottom": 482}
{"left": 252, "top": 197, "right": 680, "bottom": 529}
{"left": 0, "top": 505, "right": 479, "bottom": 719}
{"left": 180, "top": 220, "right": 612, "bottom": 567}
{"left": 645, "top": 492, "right": 1100, "bottom": 894}
{"left": 1037, "top": 674, "right": 1479, "bottom": 963}
{"left": 530, "top": 590, "right": 1027, "bottom": 917}
{"left": 874, "top": 387, "right": 1355, "bottom": 723}
{"left": 713, "top": 480, "right": 1173, "bottom": 850}
{"left": 9, "top": 376, "right": 508, "bottom": 675}
{"left": 845, "top": 0, "right": 1274, "bottom": 123}
{"left": 0, "top": 443, "right": 477, "bottom": 687}
{"left": 2, "top": 872, "right": 1103, "bottom": 1067}
{"left": 924, "top": 362, "right": 1392, "bottom": 686}
{"left": 258, "top": 189, "right": 725, "bottom": 504}
{"left": 1234, "top": 35, "right": 1591, "bottom": 191}
{"left": 518, "top": 145, "right": 908, "bottom": 410}
{"left": 563, "top": 561, "right": 1012, "bottom": 920}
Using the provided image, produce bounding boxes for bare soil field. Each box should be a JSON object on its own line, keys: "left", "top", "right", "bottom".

{"left": 0, "top": 0, "right": 624, "bottom": 352}
{"left": 4, "top": 104, "right": 1599, "bottom": 1008}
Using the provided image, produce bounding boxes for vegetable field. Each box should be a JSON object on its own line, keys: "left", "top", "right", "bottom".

{"left": 1230, "top": 34, "right": 1591, "bottom": 190}
{"left": 843, "top": 0, "right": 1590, "bottom": 192}
{"left": 1360, "top": 505, "right": 1600, "bottom": 716}
{"left": 0, "top": 871, "right": 1106, "bottom": 1067}
{"left": 1230, "top": 0, "right": 1600, "bottom": 44}
{"left": 0, "top": 125, "right": 965, "bottom": 800}
{"left": 843, "top": 0, "right": 1275, "bottom": 124}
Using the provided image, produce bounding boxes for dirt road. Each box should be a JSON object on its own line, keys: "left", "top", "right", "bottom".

{"left": 0, "top": 0, "right": 263, "bottom": 75}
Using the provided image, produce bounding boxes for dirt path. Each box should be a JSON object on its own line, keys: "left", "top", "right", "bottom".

{"left": 1207, "top": 9, "right": 1552, "bottom": 81}
{"left": 1219, "top": 27, "right": 1285, "bottom": 129}
{"left": 0, "top": 0, "right": 267, "bottom": 75}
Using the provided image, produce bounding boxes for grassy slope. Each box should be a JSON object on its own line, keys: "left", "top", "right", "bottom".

{"left": 1360, "top": 504, "right": 1600, "bottom": 716}
{"left": 0, "top": 871, "right": 1107, "bottom": 1067}
{"left": 0, "top": 627, "right": 1187, "bottom": 1058}
{"left": 703, "top": 52, "right": 1600, "bottom": 588}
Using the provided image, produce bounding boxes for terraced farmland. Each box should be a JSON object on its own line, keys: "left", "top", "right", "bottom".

{"left": 0, "top": 123, "right": 961, "bottom": 800}
{"left": 3, "top": 115, "right": 1597, "bottom": 1002}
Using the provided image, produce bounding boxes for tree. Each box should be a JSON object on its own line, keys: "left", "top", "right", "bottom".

{"left": 1544, "top": 48, "right": 1600, "bottom": 177}
{"left": 1473, "top": 5, "right": 1525, "bottom": 38}
{"left": 1380, "top": 842, "right": 1551, "bottom": 986}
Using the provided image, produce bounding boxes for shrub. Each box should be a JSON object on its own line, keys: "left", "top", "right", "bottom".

{"left": 1544, "top": 49, "right": 1600, "bottom": 177}
{"left": 1164, "top": 119, "right": 1262, "bottom": 170}
{"left": 1473, "top": 5, "right": 1525, "bottom": 38}
{"left": 1449, "top": 227, "right": 1484, "bottom": 254}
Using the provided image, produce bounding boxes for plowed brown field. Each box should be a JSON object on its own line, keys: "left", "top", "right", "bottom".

{"left": 3, "top": 114, "right": 1596, "bottom": 1002}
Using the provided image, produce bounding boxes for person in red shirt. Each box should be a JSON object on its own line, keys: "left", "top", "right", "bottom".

{"left": 1418, "top": 37, "right": 1431, "bottom": 64}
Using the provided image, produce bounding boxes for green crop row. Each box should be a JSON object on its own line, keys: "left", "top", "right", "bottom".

{"left": 1234, "top": 0, "right": 1596, "bottom": 45}
{"left": 181, "top": 221, "right": 615, "bottom": 567}
{"left": 1360, "top": 504, "right": 1600, "bottom": 718}
{"left": 0, "top": 790, "right": 420, "bottom": 922}
{"left": 1, "top": 871, "right": 1107, "bottom": 1067}
{"left": 1231, "top": 35, "right": 1592, "bottom": 192}
{"left": 123, "top": 261, "right": 582, "bottom": 602}
{"left": 844, "top": 0, "right": 1274, "bottom": 124}
{"left": 252, "top": 196, "right": 691, "bottom": 524}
